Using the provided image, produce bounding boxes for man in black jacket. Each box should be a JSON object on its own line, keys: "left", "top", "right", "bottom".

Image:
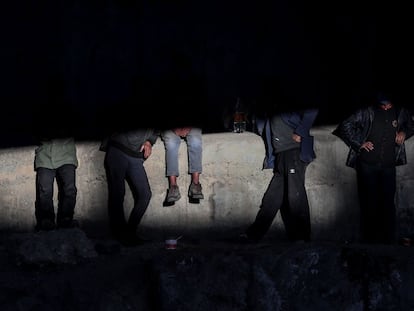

{"left": 333, "top": 92, "right": 414, "bottom": 244}
{"left": 101, "top": 128, "right": 159, "bottom": 246}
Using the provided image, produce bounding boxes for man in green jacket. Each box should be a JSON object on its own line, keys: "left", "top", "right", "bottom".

{"left": 34, "top": 137, "right": 79, "bottom": 231}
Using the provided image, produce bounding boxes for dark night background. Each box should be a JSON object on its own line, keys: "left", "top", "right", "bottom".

{"left": 1, "top": 0, "right": 413, "bottom": 147}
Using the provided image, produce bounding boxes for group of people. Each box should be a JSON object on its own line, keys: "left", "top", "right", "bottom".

{"left": 99, "top": 126, "right": 204, "bottom": 245}
{"left": 33, "top": 91, "right": 414, "bottom": 246}
{"left": 34, "top": 123, "right": 204, "bottom": 246}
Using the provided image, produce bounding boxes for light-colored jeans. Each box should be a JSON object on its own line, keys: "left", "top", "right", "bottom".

{"left": 161, "top": 127, "right": 203, "bottom": 177}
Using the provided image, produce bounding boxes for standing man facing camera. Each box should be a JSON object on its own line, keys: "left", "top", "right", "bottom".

{"left": 333, "top": 92, "right": 414, "bottom": 244}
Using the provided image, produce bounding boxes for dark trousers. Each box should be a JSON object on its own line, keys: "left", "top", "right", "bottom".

{"left": 356, "top": 161, "right": 396, "bottom": 244}
{"left": 246, "top": 148, "right": 311, "bottom": 241}
{"left": 35, "top": 164, "right": 77, "bottom": 225}
{"left": 104, "top": 146, "right": 152, "bottom": 238}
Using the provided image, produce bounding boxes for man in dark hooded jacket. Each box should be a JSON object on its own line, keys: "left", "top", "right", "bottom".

{"left": 333, "top": 92, "right": 414, "bottom": 244}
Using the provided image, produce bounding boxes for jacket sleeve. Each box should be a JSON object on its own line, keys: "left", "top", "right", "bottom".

{"left": 294, "top": 109, "right": 319, "bottom": 137}
{"left": 400, "top": 108, "right": 414, "bottom": 140}
{"left": 333, "top": 109, "right": 366, "bottom": 152}
{"left": 146, "top": 129, "right": 159, "bottom": 145}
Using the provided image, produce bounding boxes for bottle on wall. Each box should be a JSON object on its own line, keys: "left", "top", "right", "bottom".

{"left": 233, "top": 97, "right": 246, "bottom": 133}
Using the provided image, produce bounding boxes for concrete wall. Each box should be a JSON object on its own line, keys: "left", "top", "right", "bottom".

{"left": 1, "top": 127, "right": 414, "bottom": 241}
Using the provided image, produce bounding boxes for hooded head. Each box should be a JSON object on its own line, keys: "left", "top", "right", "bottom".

{"left": 376, "top": 91, "right": 394, "bottom": 111}
{"left": 376, "top": 91, "right": 393, "bottom": 105}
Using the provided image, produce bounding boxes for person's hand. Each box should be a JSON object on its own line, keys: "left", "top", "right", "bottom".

{"left": 140, "top": 141, "right": 152, "bottom": 159}
{"left": 174, "top": 127, "right": 192, "bottom": 137}
{"left": 292, "top": 133, "right": 301, "bottom": 143}
{"left": 396, "top": 131, "right": 406, "bottom": 145}
{"left": 360, "top": 141, "right": 374, "bottom": 152}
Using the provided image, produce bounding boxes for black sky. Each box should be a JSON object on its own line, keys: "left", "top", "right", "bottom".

{"left": 1, "top": 1, "right": 413, "bottom": 146}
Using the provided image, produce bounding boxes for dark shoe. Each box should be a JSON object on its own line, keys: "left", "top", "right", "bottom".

{"left": 291, "top": 239, "right": 309, "bottom": 245}
{"left": 166, "top": 185, "right": 181, "bottom": 203}
{"left": 238, "top": 233, "right": 260, "bottom": 244}
{"left": 188, "top": 182, "right": 204, "bottom": 199}
{"left": 119, "top": 234, "right": 149, "bottom": 247}
{"left": 95, "top": 240, "right": 121, "bottom": 254}
{"left": 35, "top": 219, "right": 56, "bottom": 231}
{"left": 57, "top": 218, "right": 79, "bottom": 229}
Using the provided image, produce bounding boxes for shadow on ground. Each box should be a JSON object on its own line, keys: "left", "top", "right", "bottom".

{"left": 1, "top": 228, "right": 414, "bottom": 311}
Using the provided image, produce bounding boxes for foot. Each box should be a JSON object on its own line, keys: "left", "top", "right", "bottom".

{"left": 188, "top": 182, "right": 204, "bottom": 200}
{"left": 238, "top": 233, "right": 260, "bottom": 244}
{"left": 119, "top": 234, "right": 149, "bottom": 247}
{"left": 166, "top": 185, "right": 181, "bottom": 203}
{"left": 35, "top": 219, "right": 56, "bottom": 231}
{"left": 57, "top": 218, "right": 79, "bottom": 229}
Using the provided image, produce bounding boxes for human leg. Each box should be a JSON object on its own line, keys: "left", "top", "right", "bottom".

{"left": 245, "top": 154, "right": 284, "bottom": 241}
{"left": 35, "top": 167, "right": 57, "bottom": 230}
{"left": 161, "top": 130, "right": 182, "bottom": 202}
{"left": 186, "top": 127, "right": 203, "bottom": 175}
{"left": 356, "top": 162, "right": 381, "bottom": 243}
{"left": 161, "top": 130, "right": 181, "bottom": 177}
{"left": 104, "top": 147, "right": 129, "bottom": 239}
{"left": 56, "top": 164, "right": 77, "bottom": 228}
{"left": 283, "top": 149, "right": 311, "bottom": 242}
{"left": 186, "top": 128, "right": 204, "bottom": 199}
{"left": 126, "top": 157, "right": 152, "bottom": 232}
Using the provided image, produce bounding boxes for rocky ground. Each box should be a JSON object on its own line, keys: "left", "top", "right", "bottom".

{"left": 1, "top": 228, "right": 414, "bottom": 311}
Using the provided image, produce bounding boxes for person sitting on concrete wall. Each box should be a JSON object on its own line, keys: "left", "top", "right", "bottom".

{"left": 161, "top": 127, "right": 204, "bottom": 205}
